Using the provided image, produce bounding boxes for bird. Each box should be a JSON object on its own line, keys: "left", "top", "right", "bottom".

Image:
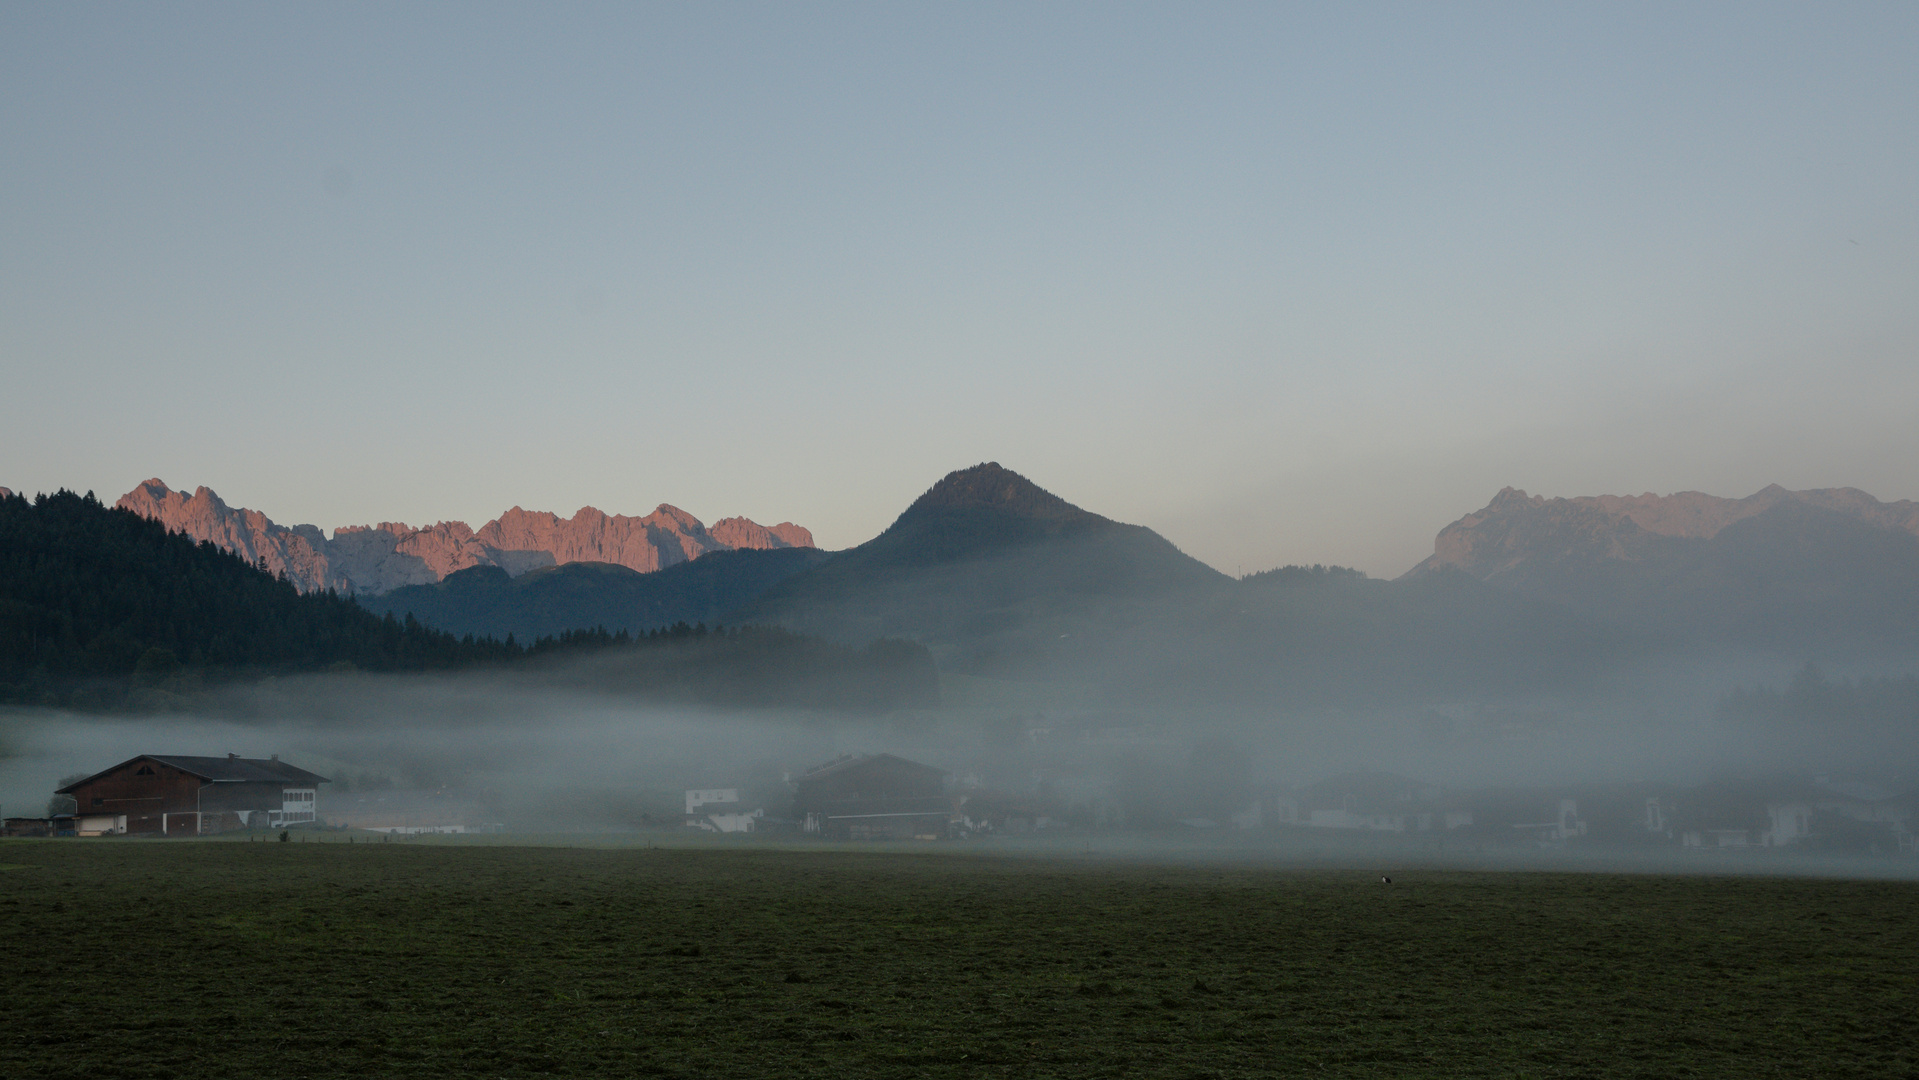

{"left": 1381, "top": 876, "right": 1392, "bottom": 884}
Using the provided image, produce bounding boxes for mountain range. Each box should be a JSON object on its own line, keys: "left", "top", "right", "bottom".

{"left": 23, "top": 468, "right": 1919, "bottom": 697}
{"left": 1410, "top": 485, "right": 1919, "bottom": 649}
{"left": 1413, "top": 484, "right": 1919, "bottom": 579}
{"left": 113, "top": 479, "right": 813, "bottom": 595}
{"left": 0, "top": 488, "right": 932, "bottom": 712}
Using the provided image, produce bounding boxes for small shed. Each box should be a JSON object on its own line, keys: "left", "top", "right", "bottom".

{"left": 55, "top": 754, "right": 329, "bottom": 836}
{"left": 793, "top": 753, "right": 951, "bottom": 839}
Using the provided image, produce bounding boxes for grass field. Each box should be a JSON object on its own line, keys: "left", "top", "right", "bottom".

{"left": 2, "top": 837, "right": 1915, "bottom": 1079}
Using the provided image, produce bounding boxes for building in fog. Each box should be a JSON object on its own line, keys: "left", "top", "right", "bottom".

{"left": 2, "top": 818, "right": 54, "bottom": 837}
{"left": 1512, "top": 799, "right": 1588, "bottom": 844}
{"left": 793, "top": 753, "right": 951, "bottom": 839}
{"left": 685, "top": 788, "right": 763, "bottom": 833}
{"left": 54, "top": 754, "right": 328, "bottom": 836}
{"left": 1758, "top": 777, "right": 1913, "bottom": 852}
{"left": 1285, "top": 771, "right": 1474, "bottom": 834}
{"left": 328, "top": 788, "right": 488, "bottom": 834}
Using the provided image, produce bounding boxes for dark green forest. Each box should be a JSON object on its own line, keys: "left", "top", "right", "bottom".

{"left": 0, "top": 490, "right": 935, "bottom": 711}
{"left": 0, "top": 489, "right": 506, "bottom": 694}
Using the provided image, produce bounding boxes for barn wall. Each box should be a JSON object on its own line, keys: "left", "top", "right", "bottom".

{"left": 200, "top": 782, "right": 294, "bottom": 818}
{"left": 69, "top": 761, "right": 201, "bottom": 835}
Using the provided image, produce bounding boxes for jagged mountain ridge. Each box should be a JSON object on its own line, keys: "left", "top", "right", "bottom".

{"left": 1406, "top": 484, "right": 1919, "bottom": 648}
{"left": 1410, "top": 484, "right": 1919, "bottom": 584}
{"left": 115, "top": 479, "right": 813, "bottom": 596}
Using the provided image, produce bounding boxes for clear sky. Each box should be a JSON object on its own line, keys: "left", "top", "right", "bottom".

{"left": 4, "top": 3, "right": 1915, "bottom": 576}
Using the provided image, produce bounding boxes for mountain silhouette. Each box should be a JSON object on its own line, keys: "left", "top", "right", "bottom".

{"left": 733, "top": 463, "right": 1228, "bottom": 669}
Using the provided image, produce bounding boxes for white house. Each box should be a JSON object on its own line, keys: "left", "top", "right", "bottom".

{"left": 685, "top": 788, "right": 762, "bottom": 834}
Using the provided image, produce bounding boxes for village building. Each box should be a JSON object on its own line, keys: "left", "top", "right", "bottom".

{"left": 1645, "top": 797, "right": 1671, "bottom": 838}
{"left": 326, "top": 788, "right": 488, "bottom": 834}
{"left": 793, "top": 753, "right": 951, "bottom": 839}
{"left": 1648, "top": 776, "right": 1914, "bottom": 854}
{"left": 1512, "top": 799, "right": 1588, "bottom": 844}
{"left": 1760, "top": 777, "right": 1914, "bottom": 852}
{"left": 3, "top": 817, "right": 54, "bottom": 837}
{"left": 954, "top": 789, "right": 1059, "bottom": 835}
{"left": 684, "top": 788, "right": 763, "bottom": 833}
{"left": 54, "top": 754, "right": 329, "bottom": 836}
{"left": 1288, "top": 772, "right": 1475, "bottom": 835}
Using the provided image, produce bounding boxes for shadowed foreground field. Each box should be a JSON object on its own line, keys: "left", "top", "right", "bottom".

{"left": 2, "top": 840, "right": 1916, "bottom": 1079}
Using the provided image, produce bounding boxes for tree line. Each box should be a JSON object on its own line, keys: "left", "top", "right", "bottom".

{"left": 1717, "top": 662, "right": 1919, "bottom": 730}
{"left": 0, "top": 490, "right": 934, "bottom": 711}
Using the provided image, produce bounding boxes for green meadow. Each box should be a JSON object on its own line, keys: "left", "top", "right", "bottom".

{"left": 2, "top": 838, "right": 1914, "bottom": 1079}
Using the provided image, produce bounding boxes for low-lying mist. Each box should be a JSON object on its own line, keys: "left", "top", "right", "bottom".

{"left": 7, "top": 642, "right": 1916, "bottom": 870}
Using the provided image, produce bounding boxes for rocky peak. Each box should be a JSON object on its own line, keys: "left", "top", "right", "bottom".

{"left": 647, "top": 503, "right": 706, "bottom": 533}
{"left": 115, "top": 479, "right": 332, "bottom": 589}
{"left": 1485, "top": 486, "right": 1542, "bottom": 510}
{"left": 116, "top": 480, "right": 817, "bottom": 595}
{"left": 710, "top": 517, "right": 813, "bottom": 550}
{"left": 901, "top": 462, "right": 1108, "bottom": 528}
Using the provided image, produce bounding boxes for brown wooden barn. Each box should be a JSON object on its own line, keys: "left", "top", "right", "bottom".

{"left": 54, "top": 754, "right": 329, "bottom": 836}
{"left": 793, "top": 753, "right": 952, "bottom": 839}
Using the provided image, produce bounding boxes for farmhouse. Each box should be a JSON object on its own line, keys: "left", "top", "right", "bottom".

{"left": 793, "top": 753, "right": 951, "bottom": 839}
{"left": 54, "top": 754, "right": 329, "bottom": 836}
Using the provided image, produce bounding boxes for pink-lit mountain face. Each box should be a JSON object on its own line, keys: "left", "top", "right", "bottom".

{"left": 115, "top": 480, "right": 813, "bottom": 595}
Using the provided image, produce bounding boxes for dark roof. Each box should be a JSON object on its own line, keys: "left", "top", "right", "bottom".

{"left": 57, "top": 755, "right": 329, "bottom": 793}
{"left": 796, "top": 753, "right": 944, "bottom": 783}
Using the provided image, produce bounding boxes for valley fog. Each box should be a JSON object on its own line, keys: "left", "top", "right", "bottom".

{"left": 9, "top": 641, "right": 1917, "bottom": 878}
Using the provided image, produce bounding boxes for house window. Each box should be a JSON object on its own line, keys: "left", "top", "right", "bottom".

{"left": 135, "top": 765, "right": 155, "bottom": 776}
{"left": 276, "top": 789, "right": 317, "bottom": 825}
{"left": 92, "top": 797, "right": 104, "bottom": 807}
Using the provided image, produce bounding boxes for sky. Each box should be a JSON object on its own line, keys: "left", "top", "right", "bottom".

{"left": 4, "top": 3, "right": 1916, "bottom": 577}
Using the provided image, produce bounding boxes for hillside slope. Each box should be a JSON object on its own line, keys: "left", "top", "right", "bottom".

{"left": 368, "top": 547, "right": 829, "bottom": 641}
{"left": 0, "top": 489, "right": 507, "bottom": 703}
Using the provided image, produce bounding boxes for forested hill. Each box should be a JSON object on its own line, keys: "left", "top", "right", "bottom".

{"left": 364, "top": 547, "right": 830, "bottom": 642}
{"left": 0, "top": 490, "right": 937, "bottom": 712}
{"left": 0, "top": 489, "right": 512, "bottom": 701}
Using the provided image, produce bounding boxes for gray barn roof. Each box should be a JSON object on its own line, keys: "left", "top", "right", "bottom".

{"left": 796, "top": 753, "right": 944, "bottom": 783}
{"left": 57, "top": 755, "right": 329, "bottom": 793}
